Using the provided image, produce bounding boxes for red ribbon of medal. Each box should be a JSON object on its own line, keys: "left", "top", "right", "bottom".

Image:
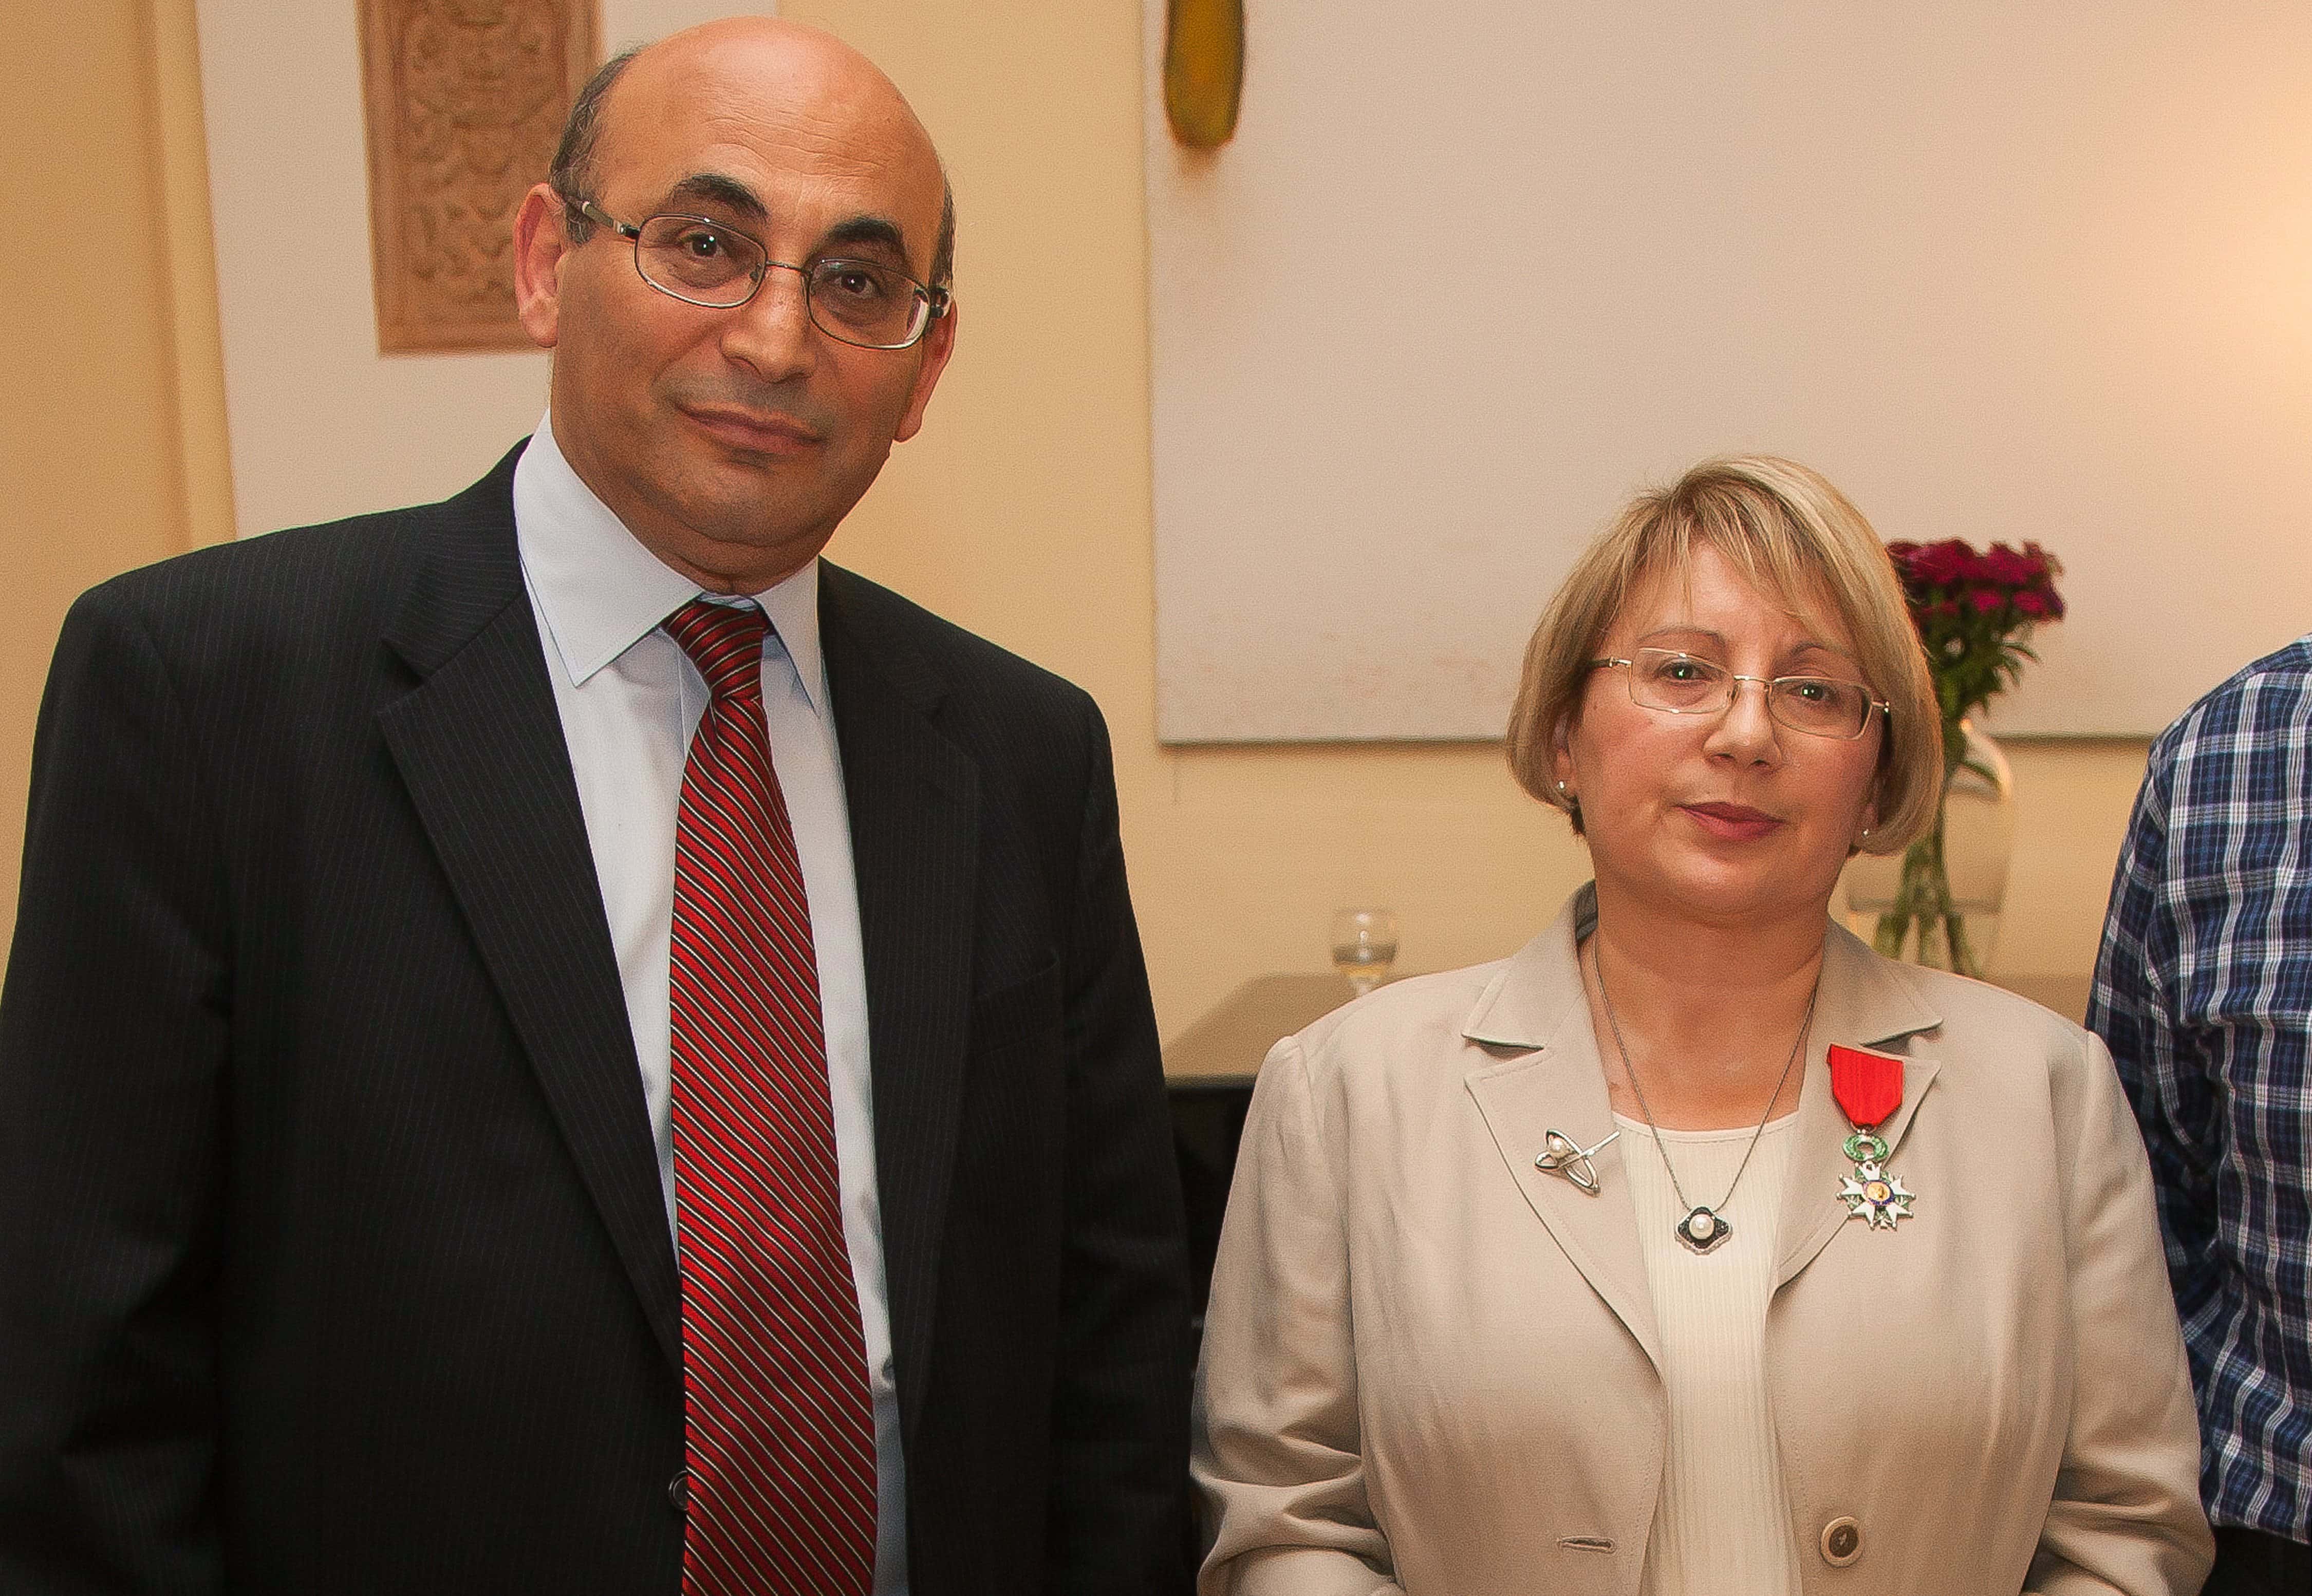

{"left": 1828, "top": 1045, "right": 1915, "bottom": 1230}
{"left": 1829, "top": 1045, "right": 1903, "bottom": 1130}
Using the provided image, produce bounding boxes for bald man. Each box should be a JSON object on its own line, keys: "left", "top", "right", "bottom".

{"left": 0, "top": 21, "right": 1191, "bottom": 1595}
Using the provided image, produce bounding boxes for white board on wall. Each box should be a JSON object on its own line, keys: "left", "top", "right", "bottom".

{"left": 1146, "top": 1, "right": 2312, "bottom": 741}
{"left": 196, "top": 2, "right": 773, "bottom": 542}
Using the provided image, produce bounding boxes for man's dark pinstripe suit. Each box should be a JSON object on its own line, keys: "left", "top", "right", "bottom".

{"left": 0, "top": 444, "right": 1192, "bottom": 1594}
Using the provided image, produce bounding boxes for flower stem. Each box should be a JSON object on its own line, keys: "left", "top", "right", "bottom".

{"left": 1871, "top": 720, "right": 1985, "bottom": 978}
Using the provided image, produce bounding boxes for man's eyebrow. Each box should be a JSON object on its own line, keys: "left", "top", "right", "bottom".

{"left": 650, "top": 180, "right": 913, "bottom": 270}
{"left": 661, "top": 173, "right": 767, "bottom": 221}
{"left": 822, "top": 215, "right": 910, "bottom": 266}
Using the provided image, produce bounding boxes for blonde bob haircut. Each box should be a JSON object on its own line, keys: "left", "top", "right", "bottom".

{"left": 1505, "top": 456, "right": 1941, "bottom": 855}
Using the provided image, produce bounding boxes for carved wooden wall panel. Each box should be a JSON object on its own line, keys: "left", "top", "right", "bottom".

{"left": 360, "top": 0, "right": 598, "bottom": 352}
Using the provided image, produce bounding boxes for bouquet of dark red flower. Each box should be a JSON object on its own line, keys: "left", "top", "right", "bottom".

{"left": 1885, "top": 539, "right": 2065, "bottom": 738}
{"left": 1864, "top": 539, "right": 2065, "bottom": 974}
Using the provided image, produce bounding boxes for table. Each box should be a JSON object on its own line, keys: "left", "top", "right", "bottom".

{"left": 1163, "top": 973, "right": 1357, "bottom": 1084}
{"left": 1165, "top": 968, "right": 2096, "bottom": 1084}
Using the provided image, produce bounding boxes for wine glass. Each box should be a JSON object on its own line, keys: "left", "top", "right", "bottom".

{"left": 1329, "top": 908, "right": 1400, "bottom": 997}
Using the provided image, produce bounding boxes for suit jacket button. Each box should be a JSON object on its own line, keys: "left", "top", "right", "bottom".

{"left": 667, "top": 1469, "right": 689, "bottom": 1513}
{"left": 1820, "top": 1516, "right": 1861, "bottom": 1566}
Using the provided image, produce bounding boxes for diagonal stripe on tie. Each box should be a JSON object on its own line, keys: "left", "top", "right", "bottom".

{"left": 663, "top": 598, "right": 875, "bottom": 1596}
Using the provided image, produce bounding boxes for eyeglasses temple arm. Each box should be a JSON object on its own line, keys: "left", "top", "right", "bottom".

{"left": 561, "top": 194, "right": 642, "bottom": 242}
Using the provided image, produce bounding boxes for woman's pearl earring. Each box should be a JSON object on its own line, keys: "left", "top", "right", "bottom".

{"left": 1556, "top": 780, "right": 1577, "bottom": 807}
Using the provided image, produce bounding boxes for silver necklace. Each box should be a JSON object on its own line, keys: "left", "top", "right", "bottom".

{"left": 1591, "top": 940, "right": 1817, "bottom": 1256}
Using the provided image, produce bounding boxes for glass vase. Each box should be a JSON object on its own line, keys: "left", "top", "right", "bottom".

{"left": 1841, "top": 717, "right": 2016, "bottom": 977}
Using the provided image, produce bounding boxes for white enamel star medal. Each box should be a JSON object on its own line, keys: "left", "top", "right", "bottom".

{"left": 1839, "top": 1153, "right": 1915, "bottom": 1228}
{"left": 1829, "top": 1044, "right": 1916, "bottom": 1230}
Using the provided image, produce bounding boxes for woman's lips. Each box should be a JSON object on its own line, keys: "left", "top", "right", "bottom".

{"left": 1682, "top": 802, "right": 1784, "bottom": 841}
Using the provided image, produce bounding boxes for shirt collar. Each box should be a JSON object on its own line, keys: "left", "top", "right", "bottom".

{"left": 513, "top": 414, "right": 829, "bottom": 716}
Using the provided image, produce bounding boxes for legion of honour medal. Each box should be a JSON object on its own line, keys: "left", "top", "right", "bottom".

{"left": 1829, "top": 1044, "right": 1915, "bottom": 1230}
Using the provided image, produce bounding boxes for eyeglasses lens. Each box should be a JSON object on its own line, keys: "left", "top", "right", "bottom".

{"left": 636, "top": 216, "right": 762, "bottom": 305}
{"left": 803, "top": 259, "right": 927, "bottom": 347}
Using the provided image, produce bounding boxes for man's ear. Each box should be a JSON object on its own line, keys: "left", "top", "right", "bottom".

{"left": 893, "top": 297, "right": 958, "bottom": 443}
{"left": 512, "top": 183, "right": 568, "bottom": 350}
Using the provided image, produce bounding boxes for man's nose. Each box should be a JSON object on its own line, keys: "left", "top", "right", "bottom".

{"left": 720, "top": 261, "right": 820, "bottom": 382}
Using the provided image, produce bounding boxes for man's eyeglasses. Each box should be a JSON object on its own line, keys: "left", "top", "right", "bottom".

{"left": 560, "top": 195, "right": 950, "bottom": 350}
{"left": 1588, "top": 648, "right": 1890, "bottom": 740}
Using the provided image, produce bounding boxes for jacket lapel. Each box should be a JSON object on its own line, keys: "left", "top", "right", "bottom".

{"left": 376, "top": 446, "right": 680, "bottom": 1366}
{"left": 1460, "top": 896, "right": 1955, "bottom": 1351}
{"left": 1772, "top": 923, "right": 1943, "bottom": 1287}
{"left": 1462, "top": 892, "right": 1662, "bottom": 1369}
{"left": 818, "top": 566, "right": 979, "bottom": 1443}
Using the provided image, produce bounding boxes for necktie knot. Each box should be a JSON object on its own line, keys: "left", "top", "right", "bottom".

{"left": 664, "top": 599, "right": 769, "bottom": 703}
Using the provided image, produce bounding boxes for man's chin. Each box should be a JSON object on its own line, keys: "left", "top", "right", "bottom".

{"left": 652, "top": 509, "right": 833, "bottom": 592}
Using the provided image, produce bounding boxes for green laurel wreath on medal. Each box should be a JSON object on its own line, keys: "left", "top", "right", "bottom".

{"left": 1837, "top": 1131, "right": 1915, "bottom": 1229}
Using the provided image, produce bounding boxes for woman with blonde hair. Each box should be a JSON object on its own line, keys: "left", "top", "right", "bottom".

{"left": 1193, "top": 457, "right": 2211, "bottom": 1594}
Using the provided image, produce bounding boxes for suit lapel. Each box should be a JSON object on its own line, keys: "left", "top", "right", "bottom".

{"left": 819, "top": 566, "right": 978, "bottom": 1443}
{"left": 1773, "top": 924, "right": 1943, "bottom": 1287}
{"left": 1463, "top": 893, "right": 1662, "bottom": 1369}
{"left": 1459, "top": 899, "right": 1956, "bottom": 1353}
{"left": 376, "top": 448, "right": 680, "bottom": 1366}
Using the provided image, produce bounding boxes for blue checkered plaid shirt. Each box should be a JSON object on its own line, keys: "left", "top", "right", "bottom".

{"left": 2090, "top": 638, "right": 2312, "bottom": 1544}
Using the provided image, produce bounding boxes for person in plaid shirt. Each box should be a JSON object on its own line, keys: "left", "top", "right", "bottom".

{"left": 2091, "top": 639, "right": 2312, "bottom": 1596}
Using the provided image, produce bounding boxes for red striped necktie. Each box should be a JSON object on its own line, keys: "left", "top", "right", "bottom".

{"left": 662, "top": 598, "right": 875, "bottom": 1596}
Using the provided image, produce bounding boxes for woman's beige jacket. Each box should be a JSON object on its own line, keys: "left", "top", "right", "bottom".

{"left": 1193, "top": 888, "right": 2213, "bottom": 1595}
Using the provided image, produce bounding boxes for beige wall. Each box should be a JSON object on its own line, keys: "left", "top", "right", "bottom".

{"left": 782, "top": 0, "right": 2154, "bottom": 1031}
{"left": 0, "top": 1, "right": 226, "bottom": 948}
{"left": 1, "top": 1, "right": 2154, "bottom": 1034}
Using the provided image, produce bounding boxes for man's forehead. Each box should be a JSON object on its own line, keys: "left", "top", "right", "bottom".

{"left": 598, "top": 30, "right": 941, "bottom": 214}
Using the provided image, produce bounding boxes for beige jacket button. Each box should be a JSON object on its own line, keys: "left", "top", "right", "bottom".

{"left": 1820, "top": 1516, "right": 1861, "bottom": 1566}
